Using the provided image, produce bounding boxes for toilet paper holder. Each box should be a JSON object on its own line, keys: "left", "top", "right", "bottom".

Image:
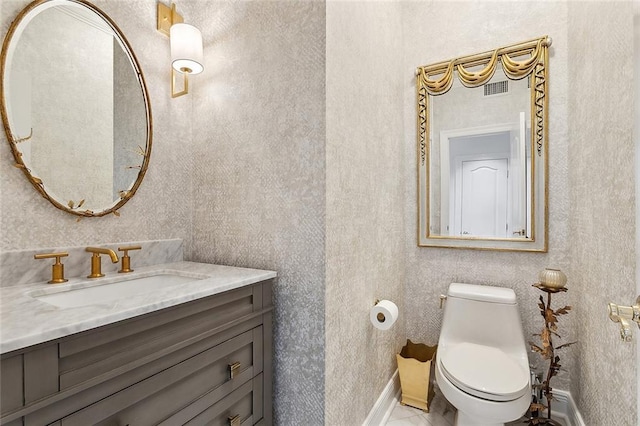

{"left": 372, "top": 299, "right": 399, "bottom": 329}
{"left": 374, "top": 299, "right": 384, "bottom": 322}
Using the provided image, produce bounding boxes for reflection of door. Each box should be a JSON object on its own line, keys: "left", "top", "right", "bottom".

{"left": 457, "top": 158, "right": 508, "bottom": 237}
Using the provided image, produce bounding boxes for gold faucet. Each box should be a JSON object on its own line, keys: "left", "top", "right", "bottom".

{"left": 86, "top": 247, "right": 119, "bottom": 278}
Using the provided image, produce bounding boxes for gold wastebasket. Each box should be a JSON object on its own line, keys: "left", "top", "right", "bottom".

{"left": 396, "top": 339, "right": 437, "bottom": 412}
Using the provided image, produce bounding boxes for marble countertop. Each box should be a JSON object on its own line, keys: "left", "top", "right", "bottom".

{"left": 0, "top": 261, "right": 276, "bottom": 354}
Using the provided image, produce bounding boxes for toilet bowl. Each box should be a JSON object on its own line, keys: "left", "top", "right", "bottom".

{"left": 435, "top": 283, "right": 531, "bottom": 426}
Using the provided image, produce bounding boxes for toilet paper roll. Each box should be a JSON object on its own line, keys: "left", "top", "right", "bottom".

{"left": 370, "top": 300, "right": 399, "bottom": 330}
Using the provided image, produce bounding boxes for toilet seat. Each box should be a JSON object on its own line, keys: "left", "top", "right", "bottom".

{"left": 440, "top": 342, "right": 529, "bottom": 402}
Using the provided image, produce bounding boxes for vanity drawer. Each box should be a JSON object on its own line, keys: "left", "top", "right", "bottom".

{"left": 58, "top": 285, "right": 258, "bottom": 390}
{"left": 23, "top": 319, "right": 262, "bottom": 426}
{"left": 60, "top": 327, "right": 262, "bottom": 426}
{"left": 170, "top": 374, "right": 264, "bottom": 426}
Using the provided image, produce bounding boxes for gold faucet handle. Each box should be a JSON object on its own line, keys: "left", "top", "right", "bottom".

{"left": 34, "top": 252, "right": 69, "bottom": 284}
{"left": 117, "top": 245, "right": 142, "bottom": 273}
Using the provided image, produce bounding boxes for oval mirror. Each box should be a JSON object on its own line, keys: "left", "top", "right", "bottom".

{"left": 417, "top": 37, "right": 550, "bottom": 251}
{"left": 1, "top": 0, "right": 152, "bottom": 217}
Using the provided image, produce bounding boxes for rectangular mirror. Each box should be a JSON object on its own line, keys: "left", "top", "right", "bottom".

{"left": 417, "top": 37, "right": 550, "bottom": 251}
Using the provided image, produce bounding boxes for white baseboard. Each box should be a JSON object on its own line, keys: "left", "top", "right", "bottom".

{"left": 551, "top": 390, "right": 586, "bottom": 426}
{"left": 362, "top": 377, "right": 585, "bottom": 426}
{"left": 363, "top": 369, "right": 401, "bottom": 426}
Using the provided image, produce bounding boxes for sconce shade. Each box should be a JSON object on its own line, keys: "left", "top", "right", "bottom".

{"left": 170, "top": 23, "right": 203, "bottom": 75}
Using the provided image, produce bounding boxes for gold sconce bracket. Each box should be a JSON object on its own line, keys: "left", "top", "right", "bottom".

{"left": 171, "top": 68, "right": 189, "bottom": 98}
{"left": 157, "top": 2, "right": 183, "bottom": 37}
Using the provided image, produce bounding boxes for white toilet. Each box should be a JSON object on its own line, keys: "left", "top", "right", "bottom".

{"left": 435, "top": 283, "right": 531, "bottom": 426}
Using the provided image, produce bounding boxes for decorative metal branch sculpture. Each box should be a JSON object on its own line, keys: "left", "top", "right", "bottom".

{"left": 528, "top": 279, "right": 576, "bottom": 425}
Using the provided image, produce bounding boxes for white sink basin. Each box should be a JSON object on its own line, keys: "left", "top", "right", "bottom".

{"left": 30, "top": 272, "right": 206, "bottom": 308}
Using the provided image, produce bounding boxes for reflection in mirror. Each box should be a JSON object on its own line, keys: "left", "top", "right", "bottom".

{"left": 417, "top": 37, "right": 550, "bottom": 251}
{"left": 431, "top": 66, "right": 531, "bottom": 238}
{"left": 1, "top": 0, "right": 151, "bottom": 217}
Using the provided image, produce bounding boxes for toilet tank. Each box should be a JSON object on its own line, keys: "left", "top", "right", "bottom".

{"left": 439, "top": 283, "right": 527, "bottom": 352}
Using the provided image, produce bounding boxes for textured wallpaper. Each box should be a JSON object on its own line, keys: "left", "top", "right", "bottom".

{"left": 567, "top": 2, "right": 637, "bottom": 424}
{"left": 186, "top": 1, "right": 327, "bottom": 424}
{"left": 3, "top": 1, "right": 638, "bottom": 425}
{"left": 325, "top": 1, "right": 405, "bottom": 424}
{"left": 0, "top": 0, "right": 194, "bottom": 256}
{"left": 402, "top": 0, "right": 574, "bottom": 392}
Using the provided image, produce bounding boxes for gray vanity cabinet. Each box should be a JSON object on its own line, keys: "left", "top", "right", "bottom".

{"left": 0, "top": 280, "right": 273, "bottom": 426}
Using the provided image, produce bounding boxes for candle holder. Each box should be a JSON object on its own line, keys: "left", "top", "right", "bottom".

{"left": 528, "top": 278, "right": 576, "bottom": 425}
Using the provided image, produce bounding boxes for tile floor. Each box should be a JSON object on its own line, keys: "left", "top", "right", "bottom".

{"left": 384, "top": 393, "right": 455, "bottom": 426}
{"left": 384, "top": 393, "right": 565, "bottom": 426}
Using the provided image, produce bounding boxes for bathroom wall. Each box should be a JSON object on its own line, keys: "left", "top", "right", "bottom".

{"left": 636, "top": 5, "right": 640, "bottom": 419}
{"left": 186, "top": 1, "right": 327, "bottom": 424}
{"left": 402, "top": 1, "right": 573, "bottom": 390}
{"left": 325, "top": 1, "right": 405, "bottom": 424}
{"left": 567, "top": 2, "right": 638, "bottom": 424}
{"left": 0, "top": 0, "right": 194, "bottom": 257}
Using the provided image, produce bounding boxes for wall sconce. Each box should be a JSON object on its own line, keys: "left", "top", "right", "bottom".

{"left": 157, "top": 2, "right": 203, "bottom": 98}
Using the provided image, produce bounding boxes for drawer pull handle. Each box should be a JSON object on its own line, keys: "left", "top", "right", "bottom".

{"left": 228, "top": 362, "right": 241, "bottom": 379}
{"left": 228, "top": 414, "right": 241, "bottom": 426}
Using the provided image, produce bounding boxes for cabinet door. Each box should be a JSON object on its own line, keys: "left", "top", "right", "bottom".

{"left": 61, "top": 328, "right": 260, "bottom": 426}
{"left": 1, "top": 354, "right": 23, "bottom": 416}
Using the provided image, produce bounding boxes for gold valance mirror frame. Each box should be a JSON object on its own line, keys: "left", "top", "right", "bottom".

{"left": 1, "top": 0, "right": 152, "bottom": 217}
{"left": 417, "top": 36, "right": 550, "bottom": 251}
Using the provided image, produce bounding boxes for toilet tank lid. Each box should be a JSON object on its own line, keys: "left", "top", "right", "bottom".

{"left": 448, "top": 283, "right": 516, "bottom": 304}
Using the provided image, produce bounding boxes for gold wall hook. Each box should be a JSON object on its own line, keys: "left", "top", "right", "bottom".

{"left": 608, "top": 297, "right": 640, "bottom": 342}
{"left": 618, "top": 317, "right": 633, "bottom": 342}
{"left": 34, "top": 252, "right": 69, "bottom": 284}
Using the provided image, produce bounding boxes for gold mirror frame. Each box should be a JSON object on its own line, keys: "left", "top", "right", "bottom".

{"left": 417, "top": 36, "right": 550, "bottom": 251}
{"left": 0, "top": 0, "right": 152, "bottom": 217}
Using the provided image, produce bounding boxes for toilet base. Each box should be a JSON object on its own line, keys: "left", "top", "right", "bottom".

{"left": 435, "top": 360, "right": 530, "bottom": 426}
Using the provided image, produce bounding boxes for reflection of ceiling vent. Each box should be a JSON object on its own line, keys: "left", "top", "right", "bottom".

{"left": 484, "top": 80, "right": 509, "bottom": 96}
